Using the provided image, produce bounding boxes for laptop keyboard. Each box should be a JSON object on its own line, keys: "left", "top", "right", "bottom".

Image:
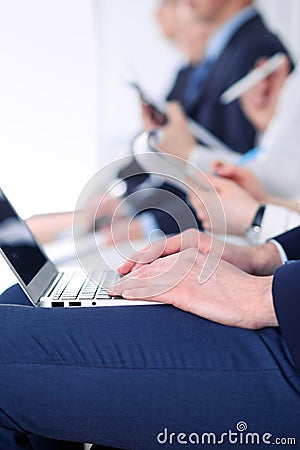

{"left": 51, "top": 270, "right": 120, "bottom": 301}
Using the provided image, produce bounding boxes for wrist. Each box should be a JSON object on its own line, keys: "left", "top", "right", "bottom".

{"left": 187, "top": 145, "right": 201, "bottom": 165}
{"left": 250, "top": 241, "right": 282, "bottom": 276}
{"left": 284, "top": 198, "right": 300, "bottom": 213}
{"left": 183, "top": 141, "right": 197, "bottom": 161}
{"left": 264, "top": 194, "right": 276, "bottom": 204}
{"left": 251, "top": 275, "right": 278, "bottom": 329}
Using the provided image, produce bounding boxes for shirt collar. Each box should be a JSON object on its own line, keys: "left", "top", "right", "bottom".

{"left": 204, "top": 5, "right": 258, "bottom": 62}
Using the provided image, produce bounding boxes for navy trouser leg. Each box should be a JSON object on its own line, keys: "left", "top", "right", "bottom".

{"left": 0, "top": 286, "right": 299, "bottom": 449}
{"left": 0, "top": 284, "right": 32, "bottom": 306}
{"left": 0, "top": 428, "right": 84, "bottom": 450}
{"left": 0, "top": 285, "right": 84, "bottom": 450}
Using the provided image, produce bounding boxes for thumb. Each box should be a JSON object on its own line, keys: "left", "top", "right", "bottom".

{"left": 212, "top": 161, "right": 236, "bottom": 178}
{"left": 165, "top": 101, "right": 186, "bottom": 124}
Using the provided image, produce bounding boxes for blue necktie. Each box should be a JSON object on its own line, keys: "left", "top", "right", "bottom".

{"left": 183, "top": 58, "right": 213, "bottom": 112}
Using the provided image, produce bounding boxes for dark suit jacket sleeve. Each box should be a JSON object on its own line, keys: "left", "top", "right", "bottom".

{"left": 272, "top": 226, "right": 300, "bottom": 260}
{"left": 272, "top": 261, "right": 300, "bottom": 372}
{"left": 272, "top": 226, "right": 300, "bottom": 371}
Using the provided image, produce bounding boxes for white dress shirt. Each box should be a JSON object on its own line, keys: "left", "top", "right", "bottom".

{"left": 189, "top": 63, "right": 300, "bottom": 199}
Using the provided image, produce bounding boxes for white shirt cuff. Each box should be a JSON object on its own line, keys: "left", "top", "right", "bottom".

{"left": 269, "top": 239, "right": 288, "bottom": 264}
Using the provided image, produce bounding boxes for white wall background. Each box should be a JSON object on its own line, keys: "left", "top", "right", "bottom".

{"left": 0, "top": 0, "right": 97, "bottom": 217}
{"left": 91, "top": 0, "right": 182, "bottom": 168}
{"left": 257, "top": 0, "right": 300, "bottom": 61}
{"left": 0, "top": 0, "right": 299, "bottom": 219}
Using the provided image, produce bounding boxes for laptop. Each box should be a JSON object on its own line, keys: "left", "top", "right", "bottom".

{"left": 0, "top": 187, "right": 157, "bottom": 308}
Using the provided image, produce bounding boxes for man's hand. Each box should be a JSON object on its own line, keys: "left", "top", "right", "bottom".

{"left": 118, "top": 228, "right": 207, "bottom": 274}
{"left": 211, "top": 162, "right": 270, "bottom": 203}
{"left": 110, "top": 248, "right": 278, "bottom": 330}
{"left": 141, "top": 101, "right": 160, "bottom": 130}
{"left": 240, "top": 56, "right": 290, "bottom": 133}
{"left": 221, "top": 240, "right": 283, "bottom": 276}
{"left": 118, "top": 228, "right": 283, "bottom": 277}
{"left": 157, "top": 101, "right": 197, "bottom": 160}
{"left": 188, "top": 174, "right": 259, "bottom": 235}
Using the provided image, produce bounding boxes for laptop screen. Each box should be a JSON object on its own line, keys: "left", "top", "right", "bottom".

{"left": 0, "top": 189, "right": 47, "bottom": 285}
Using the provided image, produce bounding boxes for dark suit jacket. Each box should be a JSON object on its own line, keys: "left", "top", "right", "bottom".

{"left": 273, "top": 227, "right": 300, "bottom": 372}
{"left": 167, "top": 13, "right": 293, "bottom": 153}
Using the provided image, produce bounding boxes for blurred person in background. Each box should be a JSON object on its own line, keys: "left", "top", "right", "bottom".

{"left": 148, "top": 0, "right": 293, "bottom": 152}
{"left": 103, "top": 0, "right": 294, "bottom": 244}
{"left": 157, "top": 57, "right": 300, "bottom": 244}
{"left": 92, "top": 0, "right": 214, "bottom": 244}
{"left": 25, "top": 1, "right": 296, "bottom": 247}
